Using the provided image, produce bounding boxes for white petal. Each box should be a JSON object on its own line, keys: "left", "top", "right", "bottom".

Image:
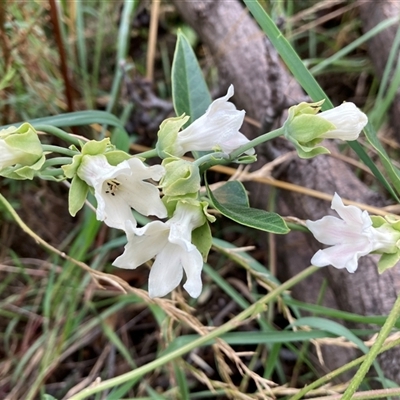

{"left": 0, "top": 140, "right": 26, "bottom": 168}
{"left": 119, "top": 180, "right": 166, "bottom": 218}
{"left": 181, "top": 247, "right": 204, "bottom": 298}
{"left": 126, "top": 158, "right": 165, "bottom": 181}
{"left": 319, "top": 103, "right": 368, "bottom": 141}
{"left": 148, "top": 244, "right": 184, "bottom": 298}
{"left": 175, "top": 85, "right": 249, "bottom": 155}
{"left": 95, "top": 186, "right": 136, "bottom": 230}
{"left": 113, "top": 220, "right": 168, "bottom": 269}
{"left": 331, "top": 193, "right": 371, "bottom": 229}
{"left": 311, "top": 241, "right": 373, "bottom": 272}
{"left": 306, "top": 215, "right": 366, "bottom": 245}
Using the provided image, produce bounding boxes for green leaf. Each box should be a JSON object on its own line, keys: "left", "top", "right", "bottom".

{"left": 192, "top": 222, "right": 212, "bottom": 261}
{"left": 0, "top": 110, "right": 125, "bottom": 130}
{"left": 363, "top": 123, "right": 400, "bottom": 197}
{"left": 111, "top": 127, "right": 130, "bottom": 152}
{"left": 290, "top": 316, "right": 385, "bottom": 380}
{"left": 207, "top": 180, "right": 289, "bottom": 234}
{"left": 68, "top": 176, "right": 89, "bottom": 217}
{"left": 171, "top": 31, "right": 212, "bottom": 126}
{"left": 378, "top": 251, "right": 400, "bottom": 273}
{"left": 212, "top": 180, "right": 249, "bottom": 207}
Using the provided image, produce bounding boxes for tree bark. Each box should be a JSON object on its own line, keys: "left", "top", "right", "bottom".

{"left": 172, "top": 0, "right": 400, "bottom": 383}
{"left": 358, "top": 0, "right": 400, "bottom": 140}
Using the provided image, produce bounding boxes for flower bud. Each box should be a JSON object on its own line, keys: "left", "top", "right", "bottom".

{"left": 160, "top": 158, "right": 201, "bottom": 197}
{"left": 284, "top": 101, "right": 368, "bottom": 159}
{"left": 0, "top": 123, "right": 45, "bottom": 179}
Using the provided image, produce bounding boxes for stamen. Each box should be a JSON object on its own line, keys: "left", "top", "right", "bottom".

{"left": 104, "top": 179, "right": 120, "bottom": 196}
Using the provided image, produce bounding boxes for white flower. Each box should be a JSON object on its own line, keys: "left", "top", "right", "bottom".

{"left": 0, "top": 139, "right": 28, "bottom": 169}
{"left": 318, "top": 102, "right": 368, "bottom": 141}
{"left": 306, "top": 193, "right": 398, "bottom": 273}
{"left": 77, "top": 154, "right": 167, "bottom": 230}
{"left": 113, "top": 202, "right": 205, "bottom": 298}
{"left": 174, "top": 85, "right": 254, "bottom": 156}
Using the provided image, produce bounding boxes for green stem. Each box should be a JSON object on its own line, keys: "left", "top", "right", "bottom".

{"left": 34, "top": 124, "right": 81, "bottom": 146}
{"left": 342, "top": 293, "right": 400, "bottom": 400}
{"left": 42, "top": 157, "right": 72, "bottom": 168}
{"left": 69, "top": 266, "right": 319, "bottom": 400}
{"left": 291, "top": 336, "right": 400, "bottom": 400}
{"left": 197, "top": 127, "right": 285, "bottom": 171}
{"left": 135, "top": 148, "right": 159, "bottom": 159}
{"left": 193, "top": 152, "right": 228, "bottom": 168}
{"left": 42, "top": 145, "right": 78, "bottom": 157}
{"left": 229, "top": 127, "right": 285, "bottom": 159}
{"left": 40, "top": 168, "right": 65, "bottom": 177}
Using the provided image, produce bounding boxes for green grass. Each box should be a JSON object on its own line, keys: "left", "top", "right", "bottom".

{"left": 1, "top": 1, "right": 400, "bottom": 399}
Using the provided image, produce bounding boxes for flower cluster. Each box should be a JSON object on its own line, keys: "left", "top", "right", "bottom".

{"left": 2, "top": 84, "right": 388, "bottom": 298}
{"left": 62, "top": 86, "right": 249, "bottom": 298}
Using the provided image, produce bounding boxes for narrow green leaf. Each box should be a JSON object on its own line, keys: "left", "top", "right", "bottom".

{"left": 110, "top": 127, "right": 130, "bottom": 152}
{"left": 243, "top": 0, "right": 399, "bottom": 201}
{"left": 207, "top": 180, "right": 289, "bottom": 234}
{"left": 363, "top": 124, "right": 400, "bottom": 196}
{"left": 171, "top": 31, "right": 212, "bottom": 126}
{"left": 162, "top": 330, "right": 337, "bottom": 356}
{"left": 291, "top": 317, "right": 369, "bottom": 352}
{"left": 290, "top": 317, "right": 385, "bottom": 381}
{"left": 3, "top": 110, "right": 125, "bottom": 130}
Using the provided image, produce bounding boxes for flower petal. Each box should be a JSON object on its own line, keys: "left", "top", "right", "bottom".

{"left": 118, "top": 178, "right": 167, "bottom": 219}
{"left": 311, "top": 241, "right": 373, "bottom": 272}
{"left": 331, "top": 193, "right": 371, "bottom": 229}
{"left": 113, "top": 220, "right": 168, "bottom": 269}
{"left": 319, "top": 102, "right": 368, "bottom": 141}
{"left": 306, "top": 215, "right": 366, "bottom": 245}
{"left": 96, "top": 186, "right": 136, "bottom": 230}
{"left": 175, "top": 85, "right": 250, "bottom": 156}
{"left": 148, "top": 244, "right": 184, "bottom": 298}
{"left": 181, "top": 247, "right": 204, "bottom": 298}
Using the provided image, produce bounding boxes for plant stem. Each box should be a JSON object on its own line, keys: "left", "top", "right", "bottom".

{"left": 35, "top": 124, "right": 81, "bottom": 146}
{"left": 341, "top": 293, "right": 400, "bottom": 400}
{"left": 42, "top": 145, "right": 78, "bottom": 157}
{"left": 193, "top": 152, "right": 228, "bottom": 168}
{"left": 135, "top": 148, "right": 159, "bottom": 159}
{"left": 291, "top": 336, "right": 400, "bottom": 400}
{"left": 40, "top": 168, "right": 65, "bottom": 178}
{"left": 229, "top": 127, "right": 285, "bottom": 159}
{"left": 69, "top": 265, "right": 319, "bottom": 400}
{"left": 41, "top": 157, "right": 71, "bottom": 170}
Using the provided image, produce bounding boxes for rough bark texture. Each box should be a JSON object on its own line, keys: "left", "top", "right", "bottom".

{"left": 358, "top": 0, "right": 400, "bottom": 140}
{"left": 172, "top": 0, "right": 400, "bottom": 382}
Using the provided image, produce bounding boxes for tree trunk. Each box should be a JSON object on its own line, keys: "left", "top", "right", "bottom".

{"left": 172, "top": 0, "right": 400, "bottom": 383}
{"left": 358, "top": 0, "right": 400, "bottom": 140}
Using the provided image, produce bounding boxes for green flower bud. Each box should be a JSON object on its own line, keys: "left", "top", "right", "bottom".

{"left": 160, "top": 157, "right": 201, "bottom": 197}
{"left": 156, "top": 114, "right": 189, "bottom": 159}
{"left": 0, "top": 123, "right": 45, "bottom": 180}
{"left": 284, "top": 100, "right": 368, "bottom": 159}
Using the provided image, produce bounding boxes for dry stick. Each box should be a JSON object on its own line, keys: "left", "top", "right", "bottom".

{"left": 0, "top": 193, "right": 130, "bottom": 294}
{"left": 69, "top": 266, "right": 319, "bottom": 400}
{"left": 0, "top": 0, "right": 11, "bottom": 125}
{"left": 48, "top": 0, "right": 75, "bottom": 113}
{"left": 146, "top": 0, "right": 161, "bottom": 82}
